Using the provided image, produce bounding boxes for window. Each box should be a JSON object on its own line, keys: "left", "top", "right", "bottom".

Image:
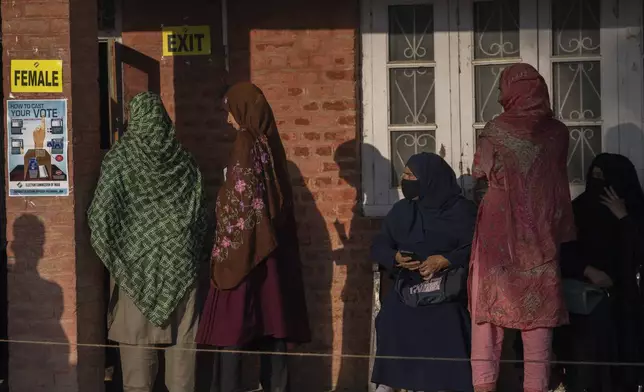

{"left": 551, "top": 0, "right": 602, "bottom": 185}
{"left": 361, "top": 0, "right": 640, "bottom": 216}
{"left": 458, "top": 0, "right": 539, "bottom": 186}
{"left": 472, "top": 0, "right": 520, "bottom": 128}
{"left": 537, "top": 0, "right": 618, "bottom": 197}
{"left": 387, "top": 5, "right": 437, "bottom": 187}
{"left": 362, "top": 0, "right": 451, "bottom": 216}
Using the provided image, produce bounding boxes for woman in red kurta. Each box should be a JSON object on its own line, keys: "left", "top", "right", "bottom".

{"left": 469, "top": 64, "right": 576, "bottom": 392}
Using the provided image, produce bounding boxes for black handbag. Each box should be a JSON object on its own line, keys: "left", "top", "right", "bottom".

{"left": 394, "top": 266, "right": 467, "bottom": 307}
{"left": 562, "top": 278, "right": 608, "bottom": 315}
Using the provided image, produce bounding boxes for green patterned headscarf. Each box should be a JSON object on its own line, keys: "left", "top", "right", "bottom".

{"left": 88, "top": 92, "right": 206, "bottom": 327}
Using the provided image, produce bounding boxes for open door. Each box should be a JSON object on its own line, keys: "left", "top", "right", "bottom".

{"left": 107, "top": 39, "right": 124, "bottom": 146}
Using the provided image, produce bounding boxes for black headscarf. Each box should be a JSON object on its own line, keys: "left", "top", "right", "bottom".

{"left": 579, "top": 153, "right": 644, "bottom": 231}
{"left": 586, "top": 153, "right": 644, "bottom": 219}
{"left": 388, "top": 153, "right": 466, "bottom": 243}
{"left": 407, "top": 152, "right": 463, "bottom": 210}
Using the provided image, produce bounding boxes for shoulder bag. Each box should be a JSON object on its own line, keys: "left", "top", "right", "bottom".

{"left": 394, "top": 267, "right": 467, "bottom": 307}
{"left": 562, "top": 278, "right": 608, "bottom": 315}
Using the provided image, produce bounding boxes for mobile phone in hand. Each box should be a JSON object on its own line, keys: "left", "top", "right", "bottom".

{"left": 399, "top": 250, "right": 420, "bottom": 261}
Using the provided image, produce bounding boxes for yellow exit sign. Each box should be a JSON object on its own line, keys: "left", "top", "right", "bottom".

{"left": 162, "top": 26, "right": 211, "bottom": 56}
{"left": 11, "top": 60, "right": 63, "bottom": 93}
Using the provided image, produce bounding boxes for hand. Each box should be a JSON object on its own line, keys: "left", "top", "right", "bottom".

{"left": 419, "top": 255, "right": 450, "bottom": 279}
{"left": 600, "top": 186, "right": 628, "bottom": 220}
{"left": 33, "top": 117, "right": 46, "bottom": 149}
{"left": 395, "top": 252, "right": 420, "bottom": 271}
{"left": 584, "top": 266, "right": 614, "bottom": 289}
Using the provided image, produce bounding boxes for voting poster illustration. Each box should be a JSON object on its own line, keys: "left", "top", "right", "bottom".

{"left": 6, "top": 99, "right": 69, "bottom": 197}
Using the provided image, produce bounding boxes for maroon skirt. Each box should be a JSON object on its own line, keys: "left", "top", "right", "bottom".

{"left": 196, "top": 254, "right": 310, "bottom": 347}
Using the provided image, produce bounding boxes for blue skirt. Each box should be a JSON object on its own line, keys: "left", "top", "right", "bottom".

{"left": 371, "top": 288, "right": 473, "bottom": 391}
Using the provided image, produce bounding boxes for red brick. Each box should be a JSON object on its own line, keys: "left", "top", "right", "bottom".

{"left": 303, "top": 132, "right": 320, "bottom": 140}
{"left": 294, "top": 147, "right": 310, "bottom": 157}
{"left": 303, "top": 102, "right": 319, "bottom": 111}
{"left": 323, "top": 162, "right": 340, "bottom": 172}
{"left": 296, "top": 71, "right": 321, "bottom": 84}
{"left": 23, "top": 3, "right": 70, "bottom": 18}
{"left": 19, "top": 34, "right": 70, "bottom": 48}
{"left": 322, "top": 100, "right": 351, "bottom": 111}
{"left": 299, "top": 36, "right": 323, "bottom": 51}
{"left": 255, "top": 42, "right": 295, "bottom": 51}
{"left": 3, "top": 18, "right": 53, "bottom": 35}
{"left": 326, "top": 70, "right": 355, "bottom": 81}
{"left": 338, "top": 115, "right": 356, "bottom": 126}
{"left": 286, "top": 52, "right": 309, "bottom": 68}
{"left": 314, "top": 177, "right": 333, "bottom": 187}
{"left": 310, "top": 54, "right": 335, "bottom": 68}
{"left": 316, "top": 146, "right": 333, "bottom": 156}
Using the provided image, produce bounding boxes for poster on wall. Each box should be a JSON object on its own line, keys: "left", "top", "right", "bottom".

{"left": 6, "top": 99, "right": 69, "bottom": 197}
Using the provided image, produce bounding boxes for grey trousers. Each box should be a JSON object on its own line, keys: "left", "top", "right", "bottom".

{"left": 120, "top": 343, "right": 197, "bottom": 392}
{"left": 211, "top": 338, "right": 289, "bottom": 392}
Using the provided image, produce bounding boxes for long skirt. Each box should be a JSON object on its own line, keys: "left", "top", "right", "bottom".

{"left": 196, "top": 254, "right": 310, "bottom": 347}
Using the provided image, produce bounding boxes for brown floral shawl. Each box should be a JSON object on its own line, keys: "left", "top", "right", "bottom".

{"left": 211, "top": 83, "right": 290, "bottom": 289}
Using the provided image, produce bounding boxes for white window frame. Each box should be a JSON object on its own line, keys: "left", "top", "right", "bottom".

{"left": 361, "top": 0, "right": 454, "bottom": 217}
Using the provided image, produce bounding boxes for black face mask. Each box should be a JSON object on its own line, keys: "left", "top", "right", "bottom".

{"left": 401, "top": 179, "right": 421, "bottom": 200}
{"left": 586, "top": 177, "right": 606, "bottom": 198}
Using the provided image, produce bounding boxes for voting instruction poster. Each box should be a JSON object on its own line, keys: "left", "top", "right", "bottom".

{"left": 6, "top": 99, "right": 69, "bottom": 197}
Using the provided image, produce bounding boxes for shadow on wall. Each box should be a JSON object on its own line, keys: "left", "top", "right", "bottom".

{"left": 8, "top": 215, "right": 70, "bottom": 392}
{"left": 605, "top": 123, "right": 644, "bottom": 182}
{"left": 120, "top": 45, "right": 161, "bottom": 97}
{"left": 285, "top": 161, "right": 335, "bottom": 390}
{"left": 333, "top": 141, "right": 388, "bottom": 391}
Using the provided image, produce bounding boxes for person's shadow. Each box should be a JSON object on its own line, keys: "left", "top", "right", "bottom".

{"left": 285, "top": 161, "right": 335, "bottom": 391}
{"left": 8, "top": 215, "right": 70, "bottom": 391}
{"left": 333, "top": 141, "right": 391, "bottom": 391}
{"left": 605, "top": 123, "right": 644, "bottom": 182}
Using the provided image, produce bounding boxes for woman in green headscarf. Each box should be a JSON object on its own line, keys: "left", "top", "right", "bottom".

{"left": 88, "top": 92, "right": 207, "bottom": 392}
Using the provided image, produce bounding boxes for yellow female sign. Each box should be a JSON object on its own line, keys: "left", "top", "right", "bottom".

{"left": 11, "top": 60, "right": 63, "bottom": 93}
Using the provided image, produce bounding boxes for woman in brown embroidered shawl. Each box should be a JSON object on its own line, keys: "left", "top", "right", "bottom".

{"left": 197, "top": 82, "right": 310, "bottom": 392}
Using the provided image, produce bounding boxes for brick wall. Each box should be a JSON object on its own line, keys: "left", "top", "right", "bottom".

{"left": 121, "top": 0, "right": 377, "bottom": 390}
{"left": 2, "top": 0, "right": 104, "bottom": 391}
{"left": 232, "top": 2, "right": 378, "bottom": 390}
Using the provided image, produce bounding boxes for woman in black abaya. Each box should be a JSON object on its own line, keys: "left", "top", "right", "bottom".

{"left": 557, "top": 153, "right": 644, "bottom": 392}
{"left": 371, "top": 152, "right": 476, "bottom": 392}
